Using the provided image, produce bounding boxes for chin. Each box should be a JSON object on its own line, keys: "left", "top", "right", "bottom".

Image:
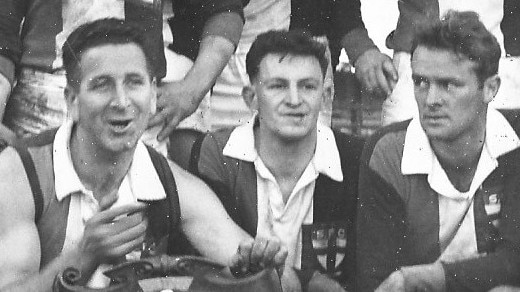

{"left": 102, "top": 136, "right": 140, "bottom": 154}
{"left": 424, "top": 128, "right": 458, "bottom": 142}
{"left": 277, "top": 127, "right": 313, "bottom": 141}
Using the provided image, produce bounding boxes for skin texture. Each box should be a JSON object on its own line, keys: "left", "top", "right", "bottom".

{"left": 249, "top": 54, "right": 326, "bottom": 143}
{"left": 411, "top": 46, "right": 495, "bottom": 144}
{"left": 0, "top": 42, "right": 287, "bottom": 292}
{"left": 67, "top": 44, "right": 157, "bottom": 157}
{"left": 354, "top": 48, "right": 398, "bottom": 95}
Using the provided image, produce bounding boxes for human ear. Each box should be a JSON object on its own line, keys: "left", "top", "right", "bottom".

{"left": 483, "top": 75, "right": 501, "bottom": 104}
{"left": 64, "top": 85, "right": 79, "bottom": 121}
{"left": 242, "top": 85, "right": 258, "bottom": 112}
{"left": 150, "top": 78, "right": 157, "bottom": 115}
{"left": 321, "top": 85, "right": 332, "bottom": 110}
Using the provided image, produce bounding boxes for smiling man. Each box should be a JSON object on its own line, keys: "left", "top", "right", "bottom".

{"left": 0, "top": 19, "right": 287, "bottom": 291}
{"left": 190, "top": 30, "right": 365, "bottom": 291}
{"left": 356, "top": 11, "right": 520, "bottom": 292}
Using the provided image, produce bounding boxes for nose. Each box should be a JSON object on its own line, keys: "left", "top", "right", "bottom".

{"left": 286, "top": 84, "right": 302, "bottom": 106}
{"left": 425, "top": 84, "right": 443, "bottom": 107}
{"left": 112, "top": 83, "right": 131, "bottom": 108}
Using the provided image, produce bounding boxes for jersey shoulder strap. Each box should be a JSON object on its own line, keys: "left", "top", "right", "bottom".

{"left": 145, "top": 145, "right": 185, "bottom": 255}
{"left": 12, "top": 144, "right": 44, "bottom": 222}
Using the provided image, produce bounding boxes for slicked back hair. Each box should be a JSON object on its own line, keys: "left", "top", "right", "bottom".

{"left": 246, "top": 30, "right": 328, "bottom": 82}
{"left": 411, "top": 10, "right": 501, "bottom": 85}
{"left": 62, "top": 18, "right": 155, "bottom": 89}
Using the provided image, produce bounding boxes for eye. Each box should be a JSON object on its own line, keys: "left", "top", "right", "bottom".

{"left": 303, "top": 83, "right": 318, "bottom": 90}
{"left": 126, "top": 76, "right": 145, "bottom": 87}
{"left": 412, "top": 76, "right": 428, "bottom": 89}
{"left": 267, "top": 83, "right": 286, "bottom": 90}
{"left": 439, "top": 80, "right": 458, "bottom": 91}
{"left": 89, "top": 78, "right": 111, "bottom": 90}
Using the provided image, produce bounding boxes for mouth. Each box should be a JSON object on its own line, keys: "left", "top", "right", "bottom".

{"left": 107, "top": 119, "right": 133, "bottom": 132}
{"left": 422, "top": 114, "right": 448, "bottom": 124}
{"left": 284, "top": 112, "right": 307, "bottom": 119}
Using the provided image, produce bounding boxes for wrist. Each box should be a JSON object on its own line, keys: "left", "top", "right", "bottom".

{"left": 400, "top": 262, "right": 446, "bottom": 292}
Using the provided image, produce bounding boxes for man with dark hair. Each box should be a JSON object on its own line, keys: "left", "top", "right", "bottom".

{"left": 0, "top": 0, "right": 245, "bottom": 152}
{"left": 192, "top": 30, "right": 364, "bottom": 291}
{"left": 208, "top": 0, "right": 396, "bottom": 129}
{"left": 377, "top": 0, "right": 520, "bottom": 125}
{"left": 0, "top": 18, "right": 286, "bottom": 291}
{"left": 357, "top": 11, "right": 520, "bottom": 291}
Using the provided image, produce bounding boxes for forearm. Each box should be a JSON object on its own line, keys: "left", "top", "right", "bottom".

{"left": 183, "top": 12, "right": 242, "bottom": 104}
{"left": 1, "top": 249, "right": 97, "bottom": 292}
{"left": 442, "top": 251, "right": 520, "bottom": 291}
{"left": 0, "top": 72, "right": 12, "bottom": 121}
{"left": 341, "top": 28, "right": 378, "bottom": 65}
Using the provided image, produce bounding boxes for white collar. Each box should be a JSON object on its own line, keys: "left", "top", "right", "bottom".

{"left": 402, "top": 108, "right": 520, "bottom": 175}
{"left": 222, "top": 116, "right": 343, "bottom": 182}
{"left": 53, "top": 119, "right": 166, "bottom": 201}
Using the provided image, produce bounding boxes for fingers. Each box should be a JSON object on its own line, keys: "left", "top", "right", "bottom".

{"left": 88, "top": 202, "right": 147, "bottom": 225}
{"left": 273, "top": 245, "right": 288, "bottom": 270}
{"left": 238, "top": 238, "right": 254, "bottom": 271}
{"left": 148, "top": 111, "right": 166, "bottom": 128}
{"left": 231, "top": 237, "right": 287, "bottom": 277}
{"left": 98, "top": 189, "right": 119, "bottom": 211}
{"left": 249, "top": 237, "right": 270, "bottom": 268}
{"left": 382, "top": 58, "right": 398, "bottom": 91}
{"left": 81, "top": 206, "right": 148, "bottom": 264}
{"left": 374, "top": 66, "right": 392, "bottom": 95}
{"left": 101, "top": 218, "right": 148, "bottom": 255}
{"left": 157, "top": 116, "right": 181, "bottom": 142}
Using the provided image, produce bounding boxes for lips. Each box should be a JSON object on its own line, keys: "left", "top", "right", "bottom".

{"left": 107, "top": 118, "right": 133, "bottom": 132}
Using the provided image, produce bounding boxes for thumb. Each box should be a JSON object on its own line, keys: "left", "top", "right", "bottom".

{"left": 98, "top": 189, "right": 119, "bottom": 211}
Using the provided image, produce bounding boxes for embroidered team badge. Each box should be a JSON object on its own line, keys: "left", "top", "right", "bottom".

{"left": 482, "top": 185, "right": 502, "bottom": 228}
{"left": 301, "top": 222, "right": 348, "bottom": 277}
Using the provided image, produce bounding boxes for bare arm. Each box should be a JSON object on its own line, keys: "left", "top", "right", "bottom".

{"left": 170, "top": 161, "right": 249, "bottom": 265}
{"left": 149, "top": 11, "right": 243, "bottom": 141}
{"left": 0, "top": 147, "right": 149, "bottom": 291}
{"left": 0, "top": 147, "right": 76, "bottom": 292}
{"left": 170, "top": 161, "right": 287, "bottom": 271}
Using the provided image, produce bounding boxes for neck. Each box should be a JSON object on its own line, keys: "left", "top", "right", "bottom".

{"left": 255, "top": 127, "right": 317, "bottom": 185}
{"left": 70, "top": 129, "right": 134, "bottom": 200}
{"left": 430, "top": 121, "right": 486, "bottom": 192}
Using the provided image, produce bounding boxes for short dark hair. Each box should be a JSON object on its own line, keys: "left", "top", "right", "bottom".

{"left": 246, "top": 30, "right": 328, "bottom": 81}
{"left": 411, "top": 10, "right": 501, "bottom": 85}
{"left": 62, "top": 18, "right": 155, "bottom": 89}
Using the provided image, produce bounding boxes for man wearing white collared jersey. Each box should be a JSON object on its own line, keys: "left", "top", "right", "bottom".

{"left": 192, "top": 30, "right": 365, "bottom": 291}
{"left": 357, "top": 11, "right": 520, "bottom": 292}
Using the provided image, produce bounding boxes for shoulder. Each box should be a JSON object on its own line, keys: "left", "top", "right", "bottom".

{"left": 167, "top": 159, "right": 214, "bottom": 197}
{"left": 199, "top": 128, "right": 236, "bottom": 164}
{"left": 361, "top": 120, "right": 409, "bottom": 168}
{"left": 203, "top": 128, "right": 234, "bottom": 149}
{"left": 0, "top": 146, "right": 36, "bottom": 226}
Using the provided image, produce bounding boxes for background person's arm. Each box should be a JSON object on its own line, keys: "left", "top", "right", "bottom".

{"left": 0, "top": 0, "right": 25, "bottom": 144}
{"left": 335, "top": 0, "right": 397, "bottom": 95}
{"left": 150, "top": 9, "right": 243, "bottom": 141}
